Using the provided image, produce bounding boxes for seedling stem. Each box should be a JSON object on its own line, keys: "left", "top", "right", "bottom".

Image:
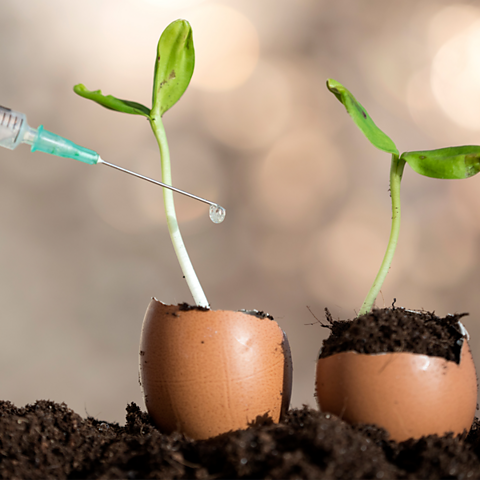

{"left": 358, "top": 155, "right": 405, "bottom": 315}
{"left": 150, "top": 113, "right": 209, "bottom": 307}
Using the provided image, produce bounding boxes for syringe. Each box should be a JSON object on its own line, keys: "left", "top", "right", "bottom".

{"left": 0, "top": 106, "right": 225, "bottom": 223}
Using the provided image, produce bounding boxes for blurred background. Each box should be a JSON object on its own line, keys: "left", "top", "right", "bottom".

{"left": 1, "top": 0, "right": 480, "bottom": 423}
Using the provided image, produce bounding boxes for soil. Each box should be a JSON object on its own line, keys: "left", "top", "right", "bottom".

{"left": 2, "top": 306, "right": 479, "bottom": 479}
{"left": 318, "top": 307, "right": 467, "bottom": 363}
{"left": 178, "top": 301, "right": 275, "bottom": 320}
{"left": 1, "top": 400, "right": 480, "bottom": 479}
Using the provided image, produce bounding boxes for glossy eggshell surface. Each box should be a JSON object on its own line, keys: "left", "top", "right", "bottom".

{"left": 315, "top": 341, "right": 477, "bottom": 442}
{"left": 139, "top": 299, "right": 292, "bottom": 440}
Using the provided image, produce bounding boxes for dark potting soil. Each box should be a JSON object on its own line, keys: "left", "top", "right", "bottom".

{"left": 178, "top": 302, "right": 275, "bottom": 320}
{"left": 318, "top": 307, "right": 467, "bottom": 363}
{"left": 177, "top": 303, "right": 210, "bottom": 313}
{"left": 178, "top": 302, "right": 274, "bottom": 320}
{"left": 0, "top": 400, "right": 480, "bottom": 479}
{"left": 239, "top": 309, "right": 275, "bottom": 320}
{"left": 2, "top": 400, "right": 480, "bottom": 479}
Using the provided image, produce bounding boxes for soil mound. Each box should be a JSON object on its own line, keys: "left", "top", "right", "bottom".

{"left": 1, "top": 400, "right": 480, "bottom": 479}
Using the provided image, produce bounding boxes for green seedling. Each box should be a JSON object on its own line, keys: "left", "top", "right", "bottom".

{"left": 327, "top": 79, "right": 480, "bottom": 316}
{"left": 74, "top": 20, "right": 210, "bottom": 308}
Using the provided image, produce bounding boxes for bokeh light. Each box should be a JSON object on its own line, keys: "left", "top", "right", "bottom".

{"left": 144, "top": 0, "right": 207, "bottom": 9}
{"left": 188, "top": 4, "right": 260, "bottom": 91}
{"left": 430, "top": 6, "right": 480, "bottom": 130}
{"left": 254, "top": 129, "right": 346, "bottom": 228}
{"left": 198, "top": 61, "right": 291, "bottom": 150}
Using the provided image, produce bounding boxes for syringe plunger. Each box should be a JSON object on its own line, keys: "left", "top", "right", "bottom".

{"left": 0, "top": 107, "right": 32, "bottom": 150}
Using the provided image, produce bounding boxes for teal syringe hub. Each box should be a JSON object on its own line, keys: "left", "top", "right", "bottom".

{"left": 31, "top": 125, "right": 99, "bottom": 165}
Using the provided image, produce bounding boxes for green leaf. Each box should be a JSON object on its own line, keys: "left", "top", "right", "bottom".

{"left": 327, "top": 79, "right": 399, "bottom": 156}
{"left": 73, "top": 84, "right": 151, "bottom": 117}
{"left": 152, "top": 19, "right": 194, "bottom": 117}
{"left": 401, "top": 146, "right": 480, "bottom": 179}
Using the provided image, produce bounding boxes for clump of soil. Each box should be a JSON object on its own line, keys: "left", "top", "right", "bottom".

{"left": 177, "top": 302, "right": 210, "bottom": 313}
{"left": 1, "top": 400, "right": 480, "bottom": 479}
{"left": 239, "top": 309, "right": 274, "bottom": 320}
{"left": 319, "top": 307, "right": 467, "bottom": 363}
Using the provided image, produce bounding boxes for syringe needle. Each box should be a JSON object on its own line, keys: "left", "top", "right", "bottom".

{"left": 98, "top": 157, "right": 215, "bottom": 207}
{"left": 98, "top": 158, "right": 226, "bottom": 224}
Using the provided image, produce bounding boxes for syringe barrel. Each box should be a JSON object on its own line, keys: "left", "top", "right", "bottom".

{"left": 0, "top": 106, "right": 28, "bottom": 150}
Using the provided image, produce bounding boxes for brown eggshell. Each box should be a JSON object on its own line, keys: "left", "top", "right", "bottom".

{"left": 139, "top": 298, "right": 293, "bottom": 440}
{"left": 315, "top": 341, "right": 477, "bottom": 442}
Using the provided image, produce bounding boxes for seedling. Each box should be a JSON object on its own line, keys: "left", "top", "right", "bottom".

{"left": 74, "top": 20, "right": 215, "bottom": 308}
{"left": 327, "top": 79, "right": 480, "bottom": 316}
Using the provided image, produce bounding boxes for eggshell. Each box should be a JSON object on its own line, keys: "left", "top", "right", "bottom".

{"left": 139, "top": 298, "right": 293, "bottom": 440}
{"left": 315, "top": 341, "right": 477, "bottom": 442}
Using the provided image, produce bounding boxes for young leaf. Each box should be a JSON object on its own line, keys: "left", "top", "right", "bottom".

{"left": 152, "top": 19, "right": 194, "bottom": 117}
{"left": 73, "top": 84, "right": 151, "bottom": 117}
{"left": 327, "top": 79, "right": 399, "bottom": 156}
{"left": 401, "top": 146, "right": 480, "bottom": 179}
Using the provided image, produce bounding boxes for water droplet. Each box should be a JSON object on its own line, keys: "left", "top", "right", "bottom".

{"left": 209, "top": 204, "right": 226, "bottom": 223}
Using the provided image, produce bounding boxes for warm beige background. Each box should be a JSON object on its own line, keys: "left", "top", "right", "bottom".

{"left": 1, "top": 0, "right": 480, "bottom": 424}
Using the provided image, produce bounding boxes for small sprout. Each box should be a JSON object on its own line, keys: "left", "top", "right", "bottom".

{"left": 74, "top": 20, "right": 210, "bottom": 308}
{"left": 327, "top": 78, "right": 480, "bottom": 316}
